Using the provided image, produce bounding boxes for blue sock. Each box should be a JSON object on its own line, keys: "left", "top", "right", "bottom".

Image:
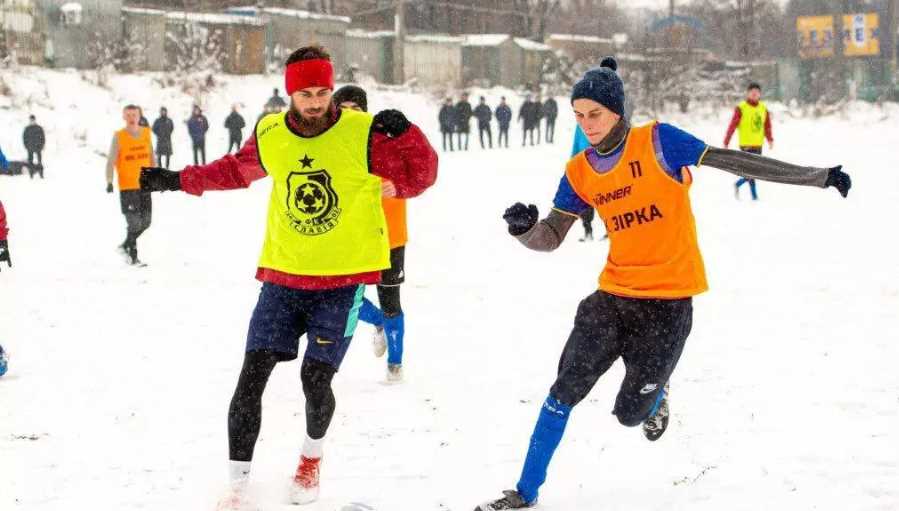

{"left": 358, "top": 297, "right": 384, "bottom": 327}
{"left": 516, "top": 395, "right": 572, "bottom": 503}
{"left": 384, "top": 313, "right": 404, "bottom": 365}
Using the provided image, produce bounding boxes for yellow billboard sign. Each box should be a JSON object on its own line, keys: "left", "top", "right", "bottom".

{"left": 797, "top": 13, "right": 880, "bottom": 59}
{"left": 842, "top": 13, "right": 879, "bottom": 57}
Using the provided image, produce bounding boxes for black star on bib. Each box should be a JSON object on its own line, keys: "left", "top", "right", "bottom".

{"left": 299, "top": 154, "right": 315, "bottom": 169}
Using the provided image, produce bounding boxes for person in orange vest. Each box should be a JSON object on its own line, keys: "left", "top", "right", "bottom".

{"left": 724, "top": 82, "right": 773, "bottom": 200}
{"left": 476, "top": 57, "right": 851, "bottom": 511}
{"left": 105, "top": 104, "right": 155, "bottom": 266}
{"left": 333, "top": 85, "right": 410, "bottom": 383}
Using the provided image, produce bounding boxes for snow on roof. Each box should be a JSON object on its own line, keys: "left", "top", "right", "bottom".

{"left": 463, "top": 34, "right": 510, "bottom": 47}
{"left": 226, "top": 6, "right": 350, "bottom": 24}
{"left": 547, "top": 34, "right": 613, "bottom": 45}
{"left": 165, "top": 11, "right": 267, "bottom": 26}
{"left": 60, "top": 2, "right": 82, "bottom": 13}
{"left": 347, "top": 29, "right": 395, "bottom": 39}
{"left": 513, "top": 37, "right": 550, "bottom": 51}
{"left": 406, "top": 34, "right": 463, "bottom": 44}
{"left": 122, "top": 7, "right": 166, "bottom": 16}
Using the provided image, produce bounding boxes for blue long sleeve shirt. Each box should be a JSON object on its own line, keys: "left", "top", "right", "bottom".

{"left": 556, "top": 124, "right": 708, "bottom": 214}
{"left": 0, "top": 145, "right": 8, "bottom": 171}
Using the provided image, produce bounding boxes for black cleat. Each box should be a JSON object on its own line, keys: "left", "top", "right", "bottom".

{"left": 643, "top": 384, "right": 670, "bottom": 442}
{"left": 475, "top": 490, "right": 534, "bottom": 511}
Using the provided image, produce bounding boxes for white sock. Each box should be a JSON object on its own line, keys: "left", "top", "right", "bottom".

{"left": 302, "top": 435, "right": 325, "bottom": 459}
{"left": 229, "top": 460, "right": 252, "bottom": 487}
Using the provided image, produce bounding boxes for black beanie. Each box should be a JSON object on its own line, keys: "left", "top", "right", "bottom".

{"left": 333, "top": 85, "right": 368, "bottom": 112}
{"left": 570, "top": 57, "right": 625, "bottom": 117}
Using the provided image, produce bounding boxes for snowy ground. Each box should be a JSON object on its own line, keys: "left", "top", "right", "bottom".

{"left": 1, "top": 69, "right": 898, "bottom": 511}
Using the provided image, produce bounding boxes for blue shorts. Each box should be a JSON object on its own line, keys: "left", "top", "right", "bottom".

{"left": 246, "top": 283, "right": 365, "bottom": 368}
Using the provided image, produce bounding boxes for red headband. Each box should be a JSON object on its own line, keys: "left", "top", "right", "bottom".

{"left": 285, "top": 59, "right": 334, "bottom": 95}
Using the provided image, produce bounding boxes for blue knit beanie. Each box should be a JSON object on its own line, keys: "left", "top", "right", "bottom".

{"left": 570, "top": 57, "right": 624, "bottom": 117}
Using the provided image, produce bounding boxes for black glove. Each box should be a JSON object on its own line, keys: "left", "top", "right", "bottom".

{"left": 140, "top": 166, "right": 182, "bottom": 192}
{"left": 503, "top": 202, "right": 539, "bottom": 236}
{"left": 0, "top": 239, "right": 10, "bottom": 269}
{"left": 825, "top": 166, "right": 851, "bottom": 198}
{"left": 372, "top": 109, "right": 411, "bottom": 137}
{"left": 106, "top": 182, "right": 114, "bottom": 193}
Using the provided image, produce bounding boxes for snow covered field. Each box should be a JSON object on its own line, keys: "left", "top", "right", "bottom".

{"left": 1, "top": 69, "right": 898, "bottom": 511}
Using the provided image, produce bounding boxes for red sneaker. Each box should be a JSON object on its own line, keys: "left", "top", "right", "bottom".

{"left": 289, "top": 456, "right": 321, "bottom": 504}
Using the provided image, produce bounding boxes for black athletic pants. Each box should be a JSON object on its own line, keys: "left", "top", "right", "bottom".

{"left": 27, "top": 149, "right": 42, "bottom": 166}
{"left": 119, "top": 190, "right": 152, "bottom": 250}
{"left": 498, "top": 126, "right": 509, "bottom": 148}
{"left": 550, "top": 291, "right": 693, "bottom": 426}
{"left": 457, "top": 131, "right": 469, "bottom": 151}
{"left": 192, "top": 140, "right": 206, "bottom": 165}
{"left": 580, "top": 208, "right": 594, "bottom": 237}
{"left": 228, "top": 351, "right": 338, "bottom": 461}
{"left": 442, "top": 131, "right": 454, "bottom": 152}
{"left": 478, "top": 126, "right": 493, "bottom": 149}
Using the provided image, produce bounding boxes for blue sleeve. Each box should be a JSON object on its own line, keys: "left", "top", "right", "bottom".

{"left": 571, "top": 126, "right": 590, "bottom": 156}
{"left": 552, "top": 174, "right": 590, "bottom": 215}
{"left": 657, "top": 123, "right": 708, "bottom": 170}
{"left": 0, "top": 147, "right": 7, "bottom": 170}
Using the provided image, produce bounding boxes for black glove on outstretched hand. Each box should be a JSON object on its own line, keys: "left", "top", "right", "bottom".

{"left": 825, "top": 166, "right": 851, "bottom": 198}
{"left": 504, "top": 202, "right": 539, "bottom": 236}
{"left": 0, "top": 240, "right": 10, "bottom": 269}
{"left": 372, "top": 109, "right": 411, "bottom": 137}
{"left": 106, "top": 183, "right": 114, "bottom": 193}
{"left": 140, "top": 166, "right": 182, "bottom": 192}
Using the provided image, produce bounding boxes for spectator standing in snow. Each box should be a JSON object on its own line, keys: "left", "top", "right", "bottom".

{"left": 187, "top": 105, "right": 209, "bottom": 165}
{"left": 455, "top": 93, "right": 473, "bottom": 151}
{"left": 543, "top": 97, "right": 558, "bottom": 143}
{"left": 0, "top": 198, "right": 9, "bottom": 272}
{"left": 474, "top": 96, "right": 493, "bottom": 149}
{"left": 532, "top": 94, "right": 544, "bottom": 145}
{"left": 438, "top": 98, "right": 456, "bottom": 152}
{"left": 23, "top": 115, "right": 46, "bottom": 169}
{"left": 152, "top": 107, "right": 174, "bottom": 169}
{"left": 138, "top": 107, "right": 150, "bottom": 128}
{"left": 266, "top": 88, "right": 288, "bottom": 112}
{"left": 518, "top": 95, "right": 536, "bottom": 146}
{"left": 495, "top": 96, "right": 512, "bottom": 148}
{"left": 225, "top": 105, "right": 246, "bottom": 154}
{"left": 0, "top": 144, "right": 8, "bottom": 175}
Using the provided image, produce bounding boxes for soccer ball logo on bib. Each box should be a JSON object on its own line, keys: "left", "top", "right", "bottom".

{"left": 285, "top": 169, "right": 341, "bottom": 236}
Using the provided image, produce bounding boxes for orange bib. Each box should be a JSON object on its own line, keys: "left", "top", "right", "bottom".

{"left": 565, "top": 122, "right": 708, "bottom": 299}
{"left": 383, "top": 197, "right": 408, "bottom": 249}
{"left": 115, "top": 127, "right": 153, "bottom": 191}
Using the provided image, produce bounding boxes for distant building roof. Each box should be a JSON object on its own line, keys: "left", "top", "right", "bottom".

{"left": 406, "top": 34, "right": 464, "bottom": 44}
{"left": 347, "top": 29, "right": 395, "bottom": 39}
{"left": 463, "top": 34, "right": 510, "bottom": 47}
{"left": 122, "top": 6, "right": 165, "bottom": 16}
{"left": 165, "top": 11, "right": 267, "bottom": 26}
{"left": 513, "top": 37, "right": 551, "bottom": 51}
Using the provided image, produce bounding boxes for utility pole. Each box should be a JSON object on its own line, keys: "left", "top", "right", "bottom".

{"left": 392, "top": 0, "right": 406, "bottom": 85}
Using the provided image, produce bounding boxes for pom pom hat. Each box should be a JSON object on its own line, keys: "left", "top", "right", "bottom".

{"left": 570, "top": 56, "right": 625, "bottom": 117}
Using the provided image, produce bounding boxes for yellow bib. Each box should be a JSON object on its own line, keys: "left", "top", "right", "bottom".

{"left": 737, "top": 100, "right": 767, "bottom": 148}
{"left": 256, "top": 110, "right": 390, "bottom": 276}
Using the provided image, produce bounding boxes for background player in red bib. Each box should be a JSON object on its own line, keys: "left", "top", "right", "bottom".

{"left": 476, "top": 57, "right": 851, "bottom": 511}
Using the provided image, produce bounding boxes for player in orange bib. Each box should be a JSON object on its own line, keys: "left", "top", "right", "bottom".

{"left": 105, "top": 104, "right": 155, "bottom": 266}
{"left": 476, "top": 57, "right": 852, "bottom": 511}
{"left": 333, "top": 85, "right": 410, "bottom": 383}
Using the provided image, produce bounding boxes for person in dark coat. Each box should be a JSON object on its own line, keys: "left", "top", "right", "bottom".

{"left": 438, "top": 98, "right": 456, "bottom": 152}
{"left": 543, "top": 97, "right": 558, "bottom": 144}
{"left": 152, "top": 107, "right": 174, "bottom": 169}
{"left": 455, "top": 93, "right": 473, "bottom": 151}
{"left": 187, "top": 105, "right": 209, "bottom": 165}
{"left": 138, "top": 107, "right": 150, "bottom": 128}
{"left": 224, "top": 105, "right": 246, "bottom": 154}
{"left": 266, "top": 88, "right": 288, "bottom": 112}
{"left": 474, "top": 96, "right": 493, "bottom": 149}
{"left": 518, "top": 95, "right": 536, "bottom": 147}
{"left": 23, "top": 115, "right": 45, "bottom": 169}
{"left": 495, "top": 96, "right": 512, "bottom": 148}
{"left": 533, "top": 94, "right": 544, "bottom": 145}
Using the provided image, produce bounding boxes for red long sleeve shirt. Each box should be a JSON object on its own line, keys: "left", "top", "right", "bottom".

{"left": 723, "top": 99, "right": 773, "bottom": 148}
{"left": 178, "top": 109, "right": 438, "bottom": 290}
{"left": 0, "top": 200, "right": 8, "bottom": 241}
